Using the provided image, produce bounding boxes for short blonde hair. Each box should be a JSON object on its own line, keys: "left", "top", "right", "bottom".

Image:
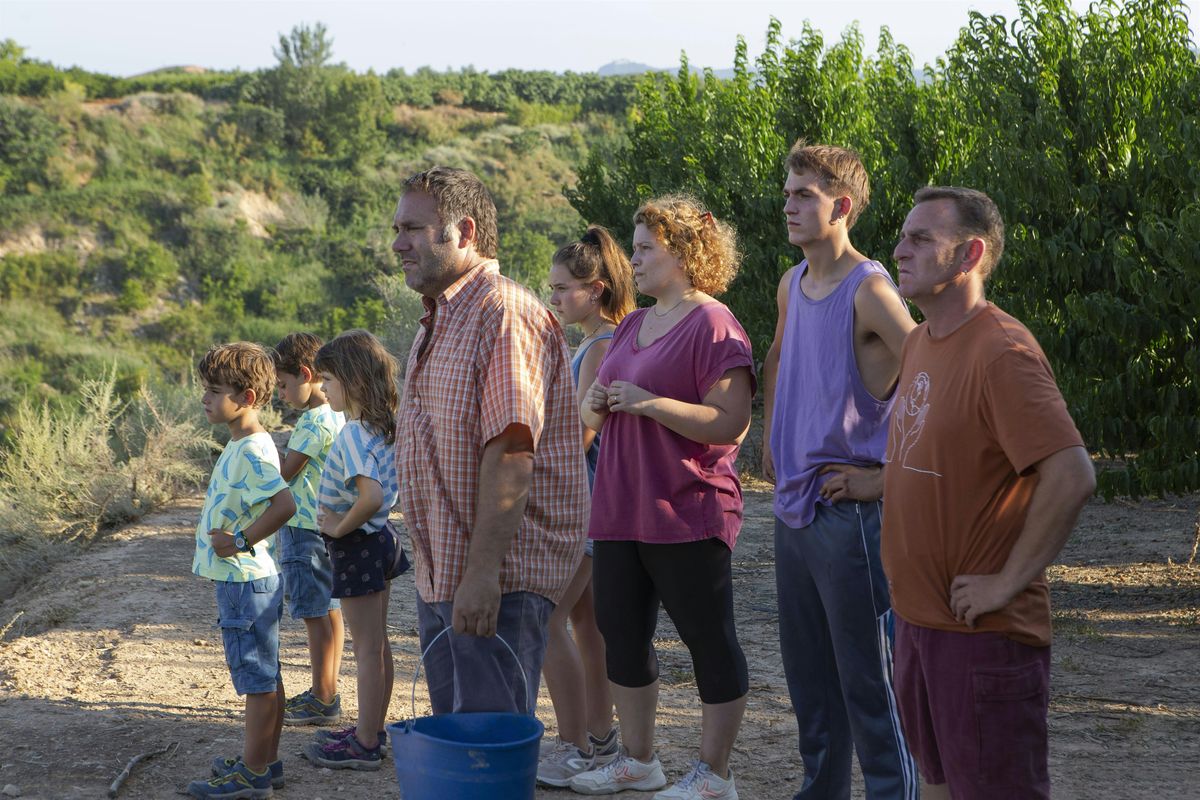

{"left": 197, "top": 342, "right": 276, "bottom": 408}
{"left": 785, "top": 141, "right": 871, "bottom": 229}
{"left": 633, "top": 195, "right": 741, "bottom": 296}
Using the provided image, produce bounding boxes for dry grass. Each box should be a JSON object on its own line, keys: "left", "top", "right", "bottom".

{"left": 0, "top": 370, "right": 215, "bottom": 598}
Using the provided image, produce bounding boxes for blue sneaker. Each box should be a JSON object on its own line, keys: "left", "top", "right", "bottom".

{"left": 314, "top": 725, "right": 388, "bottom": 753}
{"left": 187, "top": 760, "right": 273, "bottom": 798}
{"left": 210, "top": 757, "right": 284, "bottom": 789}
{"left": 303, "top": 733, "right": 383, "bottom": 771}
{"left": 283, "top": 689, "right": 341, "bottom": 726}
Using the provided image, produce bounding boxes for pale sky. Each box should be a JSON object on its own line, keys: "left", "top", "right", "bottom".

{"left": 1, "top": 0, "right": 1174, "bottom": 77}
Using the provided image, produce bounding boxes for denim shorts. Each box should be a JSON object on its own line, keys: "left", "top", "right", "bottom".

{"left": 215, "top": 576, "right": 283, "bottom": 695}
{"left": 279, "top": 525, "right": 340, "bottom": 619}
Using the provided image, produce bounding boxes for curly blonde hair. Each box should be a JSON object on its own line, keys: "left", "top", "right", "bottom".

{"left": 632, "top": 195, "right": 741, "bottom": 296}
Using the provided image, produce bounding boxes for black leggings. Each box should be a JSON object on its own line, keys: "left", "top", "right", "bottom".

{"left": 592, "top": 538, "right": 749, "bottom": 704}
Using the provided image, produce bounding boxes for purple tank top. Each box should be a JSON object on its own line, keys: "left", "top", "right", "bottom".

{"left": 770, "top": 260, "right": 897, "bottom": 529}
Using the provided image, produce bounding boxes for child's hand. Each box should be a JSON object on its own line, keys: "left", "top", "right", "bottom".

{"left": 319, "top": 508, "right": 344, "bottom": 538}
{"left": 209, "top": 529, "right": 238, "bottom": 558}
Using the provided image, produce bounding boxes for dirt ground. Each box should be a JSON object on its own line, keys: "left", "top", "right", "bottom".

{"left": 0, "top": 483, "right": 1197, "bottom": 799}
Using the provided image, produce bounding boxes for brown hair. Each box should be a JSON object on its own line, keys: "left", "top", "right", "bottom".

{"left": 402, "top": 166, "right": 499, "bottom": 259}
{"left": 553, "top": 225, "right": 636, "bottom": 323}
{"left": 197, "top": 342, "right": 276, "bottom": 408}
{"left": 913, "top": 185, "right": 1006, "bottom": 279}
{"left": 272, "top": 332, "right": 323, "bottom": 378}
{"left": 785, "top": 141, "right": 871, "bottom": 229}
{"left": 632, "top": 195, "right": 741, "bottom": 296}
{"left": 314, "top": 330, "right": 400, "bottom": 444}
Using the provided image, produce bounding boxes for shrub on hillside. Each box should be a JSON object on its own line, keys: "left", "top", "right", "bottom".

{"left": 0, "top": 371, "right": 215, "bottom": 595}
{"left": 0, "top": 97, "right": 66, "bottom": 194}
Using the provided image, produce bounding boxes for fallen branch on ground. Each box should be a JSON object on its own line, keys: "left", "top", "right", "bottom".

{"left": 0, "top": 611, "right": 23, "bottom": 643}
{"left": 107, "top": 741, "right": 179, "bottom": 798}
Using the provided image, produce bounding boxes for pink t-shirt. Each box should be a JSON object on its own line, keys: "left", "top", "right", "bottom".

{"left": 588, "top": 302, "right": 755, "bottom": 548}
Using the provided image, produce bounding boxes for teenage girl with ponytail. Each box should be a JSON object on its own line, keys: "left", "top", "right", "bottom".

{"left": 537, "top": 225, "right": 635, "bottom": 787}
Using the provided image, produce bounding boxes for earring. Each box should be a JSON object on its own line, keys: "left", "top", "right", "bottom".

{"left": 590, "top": 295, "right": 598, "bottom": 304}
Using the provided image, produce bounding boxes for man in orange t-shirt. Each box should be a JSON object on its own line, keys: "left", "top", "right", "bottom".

{"left": 882, "top": 187, "right": 1095, "bottom": 800}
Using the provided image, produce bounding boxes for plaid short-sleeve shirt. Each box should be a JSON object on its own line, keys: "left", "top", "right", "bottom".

{"left": 397, "top": 260, "right": 589, "bottom": 604}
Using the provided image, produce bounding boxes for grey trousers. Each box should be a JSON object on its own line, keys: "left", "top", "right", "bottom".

{"left": 416, "top": 591, "right": 553, "bottom": 715}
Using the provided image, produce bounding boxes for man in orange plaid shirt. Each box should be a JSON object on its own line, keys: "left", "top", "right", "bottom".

{"left": 392, "top": 166, "right": 589, "bottom": 714}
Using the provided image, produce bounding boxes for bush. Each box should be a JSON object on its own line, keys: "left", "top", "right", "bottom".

{"left": 0, "top": 97, "right": 65, "bottom": 194}
{"left": 0, "top": 370, "right": 214, "bottom": 598}
{"left": 507, "top": 100, "right": 581, "bottom": 126}
{"left": 0, "top": 250, "right": 83, "bottom": 300}
{"left": 498, "top": 227, "right": 555, "bottom": 292}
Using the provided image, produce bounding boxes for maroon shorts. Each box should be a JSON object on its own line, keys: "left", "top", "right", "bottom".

{"left": 893, "top": 615, "right": 1051, "bottom": 798}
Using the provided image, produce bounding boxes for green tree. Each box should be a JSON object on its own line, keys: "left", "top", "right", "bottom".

{"left": 570, "top": 0, "right": 1200, "bottom": 496}
{"left": 926, "top": 0, "right": 1200, "bottom": 496}
{"left": 247, "top": 23, "right": 338, "bottom": 154}
{"left": 273, "top": 22, "right": 334, "bottom": 70}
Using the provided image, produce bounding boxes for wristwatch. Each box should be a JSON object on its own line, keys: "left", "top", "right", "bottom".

{"left": 233, "top": 533, "right": 254, "bottom": 554}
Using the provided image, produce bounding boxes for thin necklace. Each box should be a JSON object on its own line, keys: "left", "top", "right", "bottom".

{"left": 583, "top": 318, "right": 607, "bottom": 338}
{"left": 652, "top": 290, "right": 693, "bottom": 317}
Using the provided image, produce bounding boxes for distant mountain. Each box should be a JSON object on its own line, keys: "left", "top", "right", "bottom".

{"left": 597, "top": 59, "right": 657, "bottom": 76}
{"left": 598, "top": 59, "right": 736, "bottom": 80}
{"left": 126, "top": 65, "right": 209, "bottom": 78}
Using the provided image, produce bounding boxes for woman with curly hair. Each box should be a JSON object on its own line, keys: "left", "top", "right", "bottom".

{"left": 572, "top": 196, "right": 754, "bottom": 800}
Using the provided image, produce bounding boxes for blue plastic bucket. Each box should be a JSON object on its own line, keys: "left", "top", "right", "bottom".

{"left": 387, "top": 629, "right": 544, "bottom": 799}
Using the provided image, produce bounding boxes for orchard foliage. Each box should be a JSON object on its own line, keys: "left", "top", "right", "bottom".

{"left": 569, "top": 0, "right": 1199, "bottom": 497}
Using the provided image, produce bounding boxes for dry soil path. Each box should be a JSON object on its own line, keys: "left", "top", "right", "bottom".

{"left": 0, "top": 487, "right": 1197, "bottom": 798}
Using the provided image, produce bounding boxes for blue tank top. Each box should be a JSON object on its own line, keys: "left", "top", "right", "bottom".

{"left": 571, "top": 332, "right": 613, "bottom": 487}
{"left": 769, "top": 260, "right": 898, "bottom": 529}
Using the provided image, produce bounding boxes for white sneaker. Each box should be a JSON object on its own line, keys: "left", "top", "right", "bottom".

{"left": 537, "top": 737, "right": 595, "bottom": 787}
{"left": 653, "top": 760, "right": 738, "bottom": 800}
{"left": 569, "top": 750, "right": 668, "bottom": 795}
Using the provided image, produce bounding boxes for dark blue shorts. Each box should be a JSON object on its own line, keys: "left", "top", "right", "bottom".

{"left": 324, "top": 526, "right": 396, "bottom": 599}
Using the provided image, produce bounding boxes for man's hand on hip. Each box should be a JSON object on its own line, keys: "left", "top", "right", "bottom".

{"left": 452, "top": 570, "right": 502, "bottom": 637}
{"left": 949, "top": 573, "right": 1019, "bottom": 628}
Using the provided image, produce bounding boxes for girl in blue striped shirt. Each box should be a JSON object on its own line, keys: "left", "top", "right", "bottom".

{"left": 302, "top": 329, "right": 403, "bottom": 771}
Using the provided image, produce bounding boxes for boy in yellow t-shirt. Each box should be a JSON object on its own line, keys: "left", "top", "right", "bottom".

{"left": 189, "top": 342, "right": 296, "bottom": 800}
{"left": 271, "top": 333, "right": 346, "bottom": 726}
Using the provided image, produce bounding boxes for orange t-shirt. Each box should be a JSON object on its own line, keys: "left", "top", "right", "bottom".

{"left": 881, "top": 304, "right": 1084, "bottom": 647}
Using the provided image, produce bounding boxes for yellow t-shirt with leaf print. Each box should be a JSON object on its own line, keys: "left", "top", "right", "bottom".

{"left": 284, "top": 404, "right": 344, "bottom": 531}
{"left": 192, "top": 432, "right": 286, "bottom": 582}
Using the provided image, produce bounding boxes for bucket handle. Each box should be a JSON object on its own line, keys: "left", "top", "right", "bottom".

{"left": 408, "top": 626, "right": 533, "bottom": 723}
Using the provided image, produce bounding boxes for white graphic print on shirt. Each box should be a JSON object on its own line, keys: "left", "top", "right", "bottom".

{"left": 889, "top": 371, "right": 942, "bottom": 477}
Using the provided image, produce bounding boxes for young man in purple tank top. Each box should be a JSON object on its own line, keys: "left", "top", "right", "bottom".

{"left": 762, "top": 142, "right": 918, "bottom": 800}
